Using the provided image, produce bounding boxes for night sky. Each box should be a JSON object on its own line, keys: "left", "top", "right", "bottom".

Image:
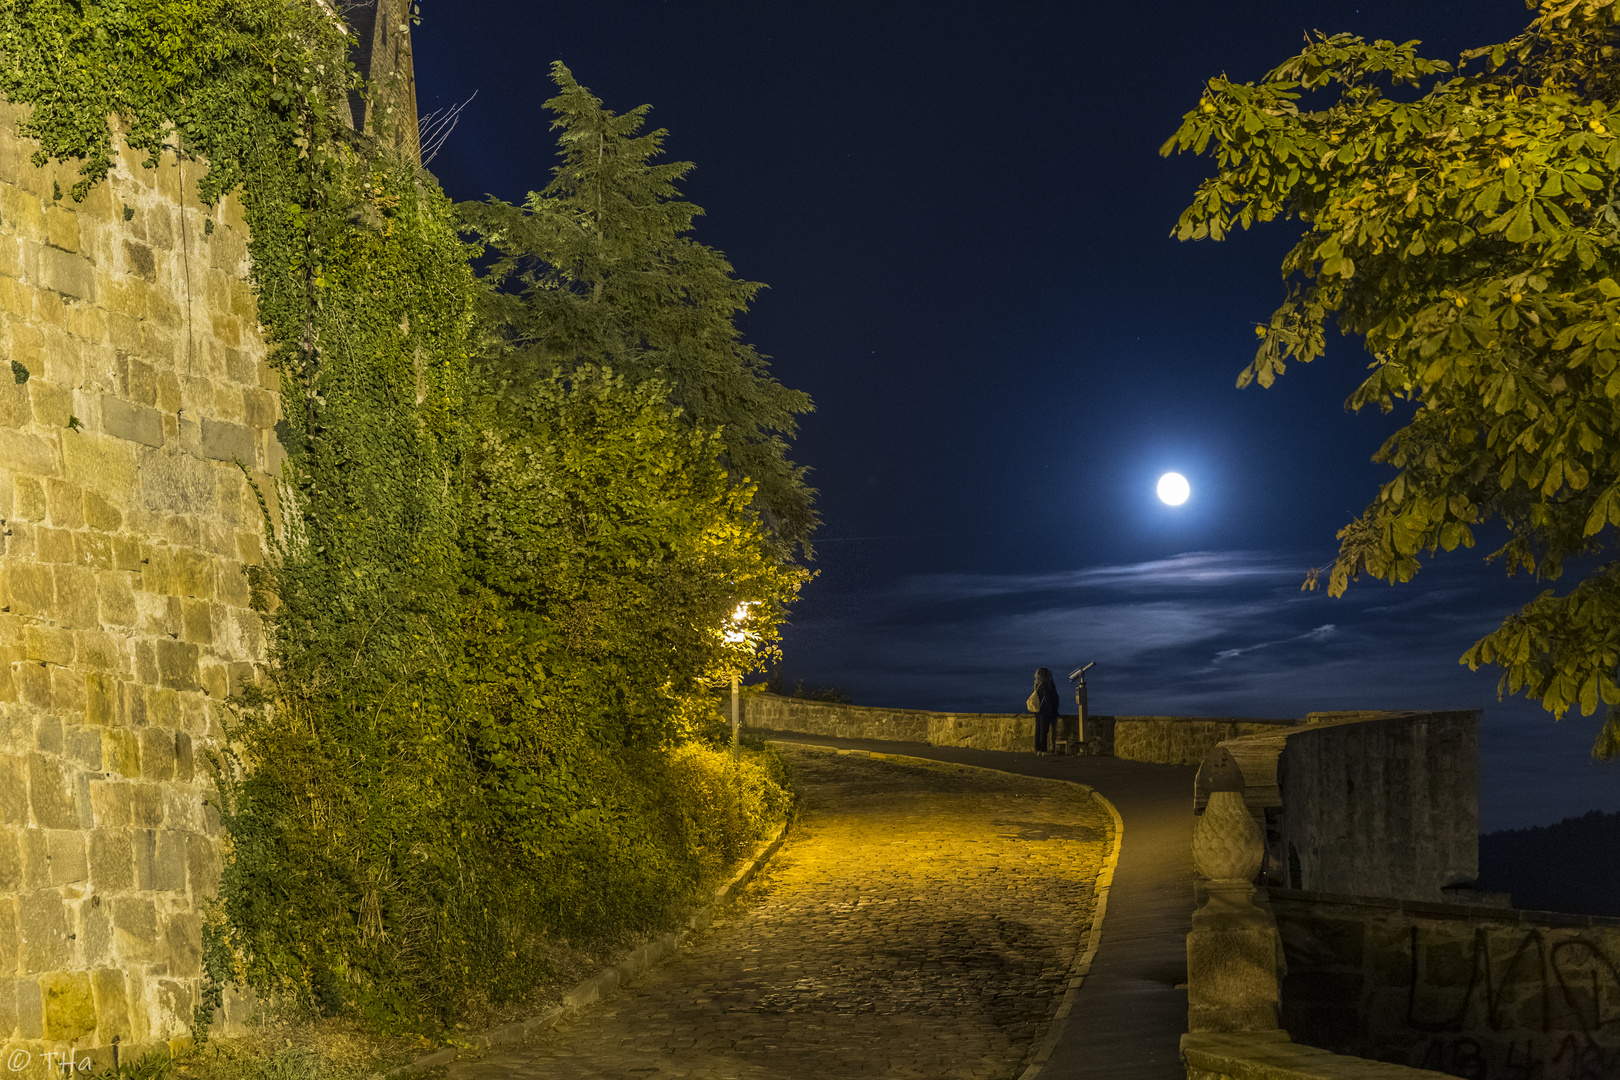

{"left": 416, "top": 1, "right": 1618, "bottom": 829}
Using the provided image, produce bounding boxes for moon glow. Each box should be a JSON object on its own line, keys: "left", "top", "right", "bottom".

{"left": 1156, "top": 472, "right": 1190, "bottom": 506}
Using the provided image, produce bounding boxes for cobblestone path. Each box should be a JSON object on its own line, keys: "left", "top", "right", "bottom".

{"left": 453, "top": 745, "right": 1113, "bottom": 1080}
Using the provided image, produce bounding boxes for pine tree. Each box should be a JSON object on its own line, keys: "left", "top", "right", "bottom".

{"left": 459, "top": 63, "right": 816, "bottom": 551}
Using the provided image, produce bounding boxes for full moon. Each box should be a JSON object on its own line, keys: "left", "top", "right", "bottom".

{"left": 1156, "top": 472, "right": 1190, "bottom": 506}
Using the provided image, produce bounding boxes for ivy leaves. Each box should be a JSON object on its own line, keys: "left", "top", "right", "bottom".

{"left": 1165, "top": 1, "right": 1620, "bottom": 756}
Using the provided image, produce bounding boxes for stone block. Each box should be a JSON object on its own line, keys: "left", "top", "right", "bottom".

{"left": 109, "top": 897, "right": 158, "bottom": 962}
{"left": 0, "top": 973, "right": 15, "bottom": 1041}
{"left": 80, "top": 900, "right": 111, "bottom": 966}
{"left": 200, "top": 417, "right": 254, "bottom": 464}
{"left": 42, "top": 479, "right": 83, "bottom": 528}
{"left": 44, "top": 830, "right": 86, "bottom": 886}
{"left": 0, "top": 829, "right": 21, "bottom": 891}
{"left": 27, "top": 379, "right": 71, "bottom": 428}
{"left": 62, "top": 433, "right": 138, "bottom": 501}
{"left": 0, "top": 428, "right": 58, "bottom": 477}
{"left": 133, "top": 830, "right": 186, "bottom": 893}
{"left": 164, "top": 912, "right": 202, "bottom": 979}
{"left": 18, "top": 827, "right": 45, "bottom": 889}
{"left": 1, "top": 563, "right": 54, "bottom": 618}
{"left": 12, "top": 477, "right": 46, "bottom": 521}
{"left": 181, "top": 599, "right": 212, "bottom": 645}
{"left": 75, "top": 530, "right": 116, "bottom": 571}
{"left": 174, "top": 732, "right": 193, "bottom": 781}
{"left": 0, "top": 380, "right": 31, "bottom": 428}
{"left": 35, "top": 715, "right": 63, "bottom": 755}
{"left": 88, "top": 780, "right": 130, "bottom": 828}
{"left": 39, "top": 971, "right": 96, "bottom": 1041}
{"left": 88, "top": 831, "right": 133, "bottom": 892}
{"left": 19, "top": 891, "right": 72, "bottom": 970}
{"left": 134, "top": 640, "right": 157, "bottom": 685}
{"left": 103, "top": 730, "right": 139, "bottom": 779}
{"left": 113, "top": 536, "right": 142, "bottom": 572}
{"left": 126, "top": 357, "right": 157, "bottom": 407}
{"left": 0, "top": 757, "right": 25, "bottom": 825}
{"left": 17, "top": 663, "right": 50, "bottom": 708}
{"left": 130, "top": 784, "right": 162, "bottom": 829}
{"left": 90, "top": 967, "right": 132, "bottom": 1041}
{"left": 97, "top": 573, "right": 137, "bottom": 627}
{"left": 140, "top": 455, "right": 215, "bottom": 517}
{"left": 184, "top": 833, "right": 218, "bottom": 899}
{"left": 45, "top": 208, "right": 79, "bottom": 254}
{"left": 83, "top": 489, "right": 122, "bottom": 531}
{"left": 101, "top": 395, "right": 163, "bottom": 448}
{"left": 122, "top": 239, "right": 155, "bottom": 281}
{"left": 85, "top": 672, "right": 117, "bottom": 726}
{"left": 15, "top": 977, "right": 42, "bottom": 1040}
{"left": 38, "top": 246, "right": 94, "bottom": 300}
{"left": 155, "top": 639, "right": 199, "bottom": 691}
{"left": 65, "top": 725, "right": 102, "bottom": 770}
{"left": 242, "top": 388, "right": 275, "bottom": 429}
{"left": 199, "top": 662, "right": 227, "bottom": 700}
{"left": 23, "top": 626, "right": 72, "bottom": 665}
{"left": 28, "top": 755, "right": 77, "bottom": 829}
{"left": 54, "top": 564, "right": 99, "bottom": 627}
{"left": 35, "top": 525, "right": 74, "bottom": 563}
{"left": 146, "top": 687, "right": 180, "bottom": 726}
{"left": 139, "top": 729, "right": 175, "bottom": 782}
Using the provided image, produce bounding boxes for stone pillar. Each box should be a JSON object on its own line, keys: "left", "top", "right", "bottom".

{"left": 1188, "top": 790, "right": 1281, "bottom": 1032}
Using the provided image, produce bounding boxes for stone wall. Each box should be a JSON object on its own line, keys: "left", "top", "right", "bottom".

{"left": 0, "top": 101, "right": 275, "bottom": 1069}
{"left": 1278, "top": 712, "right": 1478, "bottom": 902}
{"left": 743, "top": 693, "right": 1297, "bottom": 764}
{"left": 1111, "top": 716, "right": 1294, "bottom": 766}
{"left": 741, "top": 693, "right": 1050, "bottom": 752}
{"left": 1272, "top": 889, "right": 1620, "bottom": 1080}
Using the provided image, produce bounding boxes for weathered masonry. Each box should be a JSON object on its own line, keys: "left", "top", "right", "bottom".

{"left": 0, "top": 0, "right": 419, "bottom": 1067}
{"left": 0, "top": 104, "right": 272, "bottom": 1063}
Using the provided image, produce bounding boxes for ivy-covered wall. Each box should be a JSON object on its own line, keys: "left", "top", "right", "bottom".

{"left": 0, "top": 0, "right": 805, "bottom": 1062}
{"left": 0, "top": 99, "right": 275, "bottom": 1067}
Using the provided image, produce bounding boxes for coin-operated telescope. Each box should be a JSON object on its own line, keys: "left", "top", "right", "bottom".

{"left": 1067, "top": 662, "right": 1096, "bottom": 755}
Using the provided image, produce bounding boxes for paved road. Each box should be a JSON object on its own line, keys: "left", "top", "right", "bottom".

{"left": 453, "top": 744, "right": 1114, "bottom": 1080}
{"left": 765, "top": 736, "right": 1198, "bottom": 1080}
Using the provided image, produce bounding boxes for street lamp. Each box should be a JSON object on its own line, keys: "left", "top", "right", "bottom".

{"left": 724, "top": 602, "right": 754, "bottom": 760}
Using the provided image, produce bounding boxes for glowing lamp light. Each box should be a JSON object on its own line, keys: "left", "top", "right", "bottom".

{"left": 1156, "top": 472, "right": 1190, "bottom": 506}
{"left": 724, "top": 602, "right": 753, "bottom": 643}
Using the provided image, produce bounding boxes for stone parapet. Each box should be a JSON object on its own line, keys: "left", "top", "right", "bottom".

{"left": 742, "top": 693, "right": 1297, "bottom": 764}
{"left": 0, "top": 97, "right": 273, "bottom": 1069}
{"left": 1271, "top": 888, "right": 1620, "bottom": 1079}
{"left": 1182, "top": 1031, "right": 1454, "bottom": 1079}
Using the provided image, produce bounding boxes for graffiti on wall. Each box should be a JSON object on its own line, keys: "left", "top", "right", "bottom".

{"left": 1404, "top": 926, "right": 1620, "bottom": 1080}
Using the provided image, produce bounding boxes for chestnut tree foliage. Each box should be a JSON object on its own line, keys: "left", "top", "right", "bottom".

{"left": 1163, "top": 0, "right": 1620, "bottom": 757}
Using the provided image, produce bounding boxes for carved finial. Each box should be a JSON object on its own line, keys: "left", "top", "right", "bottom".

{"left": 1193, "top": 790, "right": 1264, "bottom": 883}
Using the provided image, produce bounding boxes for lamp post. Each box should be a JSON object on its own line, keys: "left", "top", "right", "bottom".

{"left": 724, "top": 602, "right": 753, "bottom": 760}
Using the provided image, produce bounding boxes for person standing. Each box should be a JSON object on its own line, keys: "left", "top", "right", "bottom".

{"left": 1028, "top": 667, "right": 1059, "bottom": 755}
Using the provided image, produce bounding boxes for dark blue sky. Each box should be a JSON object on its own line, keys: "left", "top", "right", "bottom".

{"left": 416, "top": 1, "right": 1618, "bottom": 829}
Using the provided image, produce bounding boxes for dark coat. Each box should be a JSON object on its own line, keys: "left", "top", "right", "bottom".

{"left": 1033, "top": 668, "right": 1059, "bottom": 721}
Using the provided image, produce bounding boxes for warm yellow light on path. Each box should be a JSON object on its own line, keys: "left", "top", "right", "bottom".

{"left": 1157, "top": 472, "right": 1190, "bottom": 506}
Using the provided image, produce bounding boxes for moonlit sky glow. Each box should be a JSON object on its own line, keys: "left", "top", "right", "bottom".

{"left": 1156, "top": 473, "right": 1190, "bottom": 506}
{"left": 418, "top": 0, "right": 1615, "bottom": 827}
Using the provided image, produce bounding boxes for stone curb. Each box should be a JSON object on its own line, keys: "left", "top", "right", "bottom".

{"left": 375, "top": 818, "right": 793, "bottom": 1079}
{"left": 775, "top": 742, "right": 1127, "bottom": 1080}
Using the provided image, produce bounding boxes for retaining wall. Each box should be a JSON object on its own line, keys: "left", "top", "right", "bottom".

{"left": 1271, "top": 888, "right": 1620, "bottom": 1080}
{"left": 0, "top": 102, "right": 274, "bottom": 1065}
{"left": 742, "top": 693, "right": 1296, "bottom": 765}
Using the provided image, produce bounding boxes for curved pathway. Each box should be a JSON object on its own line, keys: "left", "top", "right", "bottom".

{"left": 771, "top": 735, "right": 1198, "bottom": 1080}
{"left": 452, "top": 744, "right": 1114, "bottom": 1080}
